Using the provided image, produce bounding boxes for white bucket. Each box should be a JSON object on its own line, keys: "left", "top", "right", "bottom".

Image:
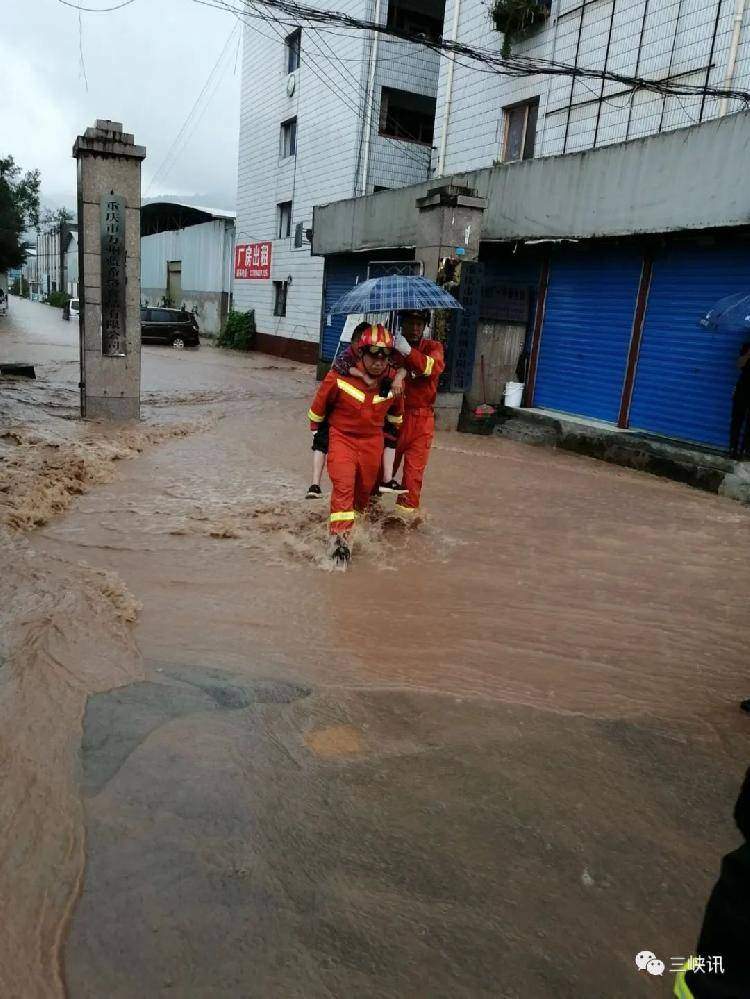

{"left": 505, "top": 381, "right": 525, "bottom": 408}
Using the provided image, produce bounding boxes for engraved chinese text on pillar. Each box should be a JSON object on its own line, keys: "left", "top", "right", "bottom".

{"left": 100, "top": 192, "right": 126, "bottom": 357}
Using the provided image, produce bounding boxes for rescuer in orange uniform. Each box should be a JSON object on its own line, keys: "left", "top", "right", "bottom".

{"left": 308, "top": 325, "right": 404, "bottom": 563}
{"left": 391, "top": 310, "right": 446, "bottom": 514}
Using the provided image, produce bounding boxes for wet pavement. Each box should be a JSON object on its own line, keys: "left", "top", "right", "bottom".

{"left": 2, "top": 297, "right": 750, "bottom": 997}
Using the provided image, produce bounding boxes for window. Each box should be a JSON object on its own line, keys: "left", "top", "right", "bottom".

{"left": 273, "top": 280, "right": 288, "bottom": 317}
{"left": 280, "top": 117, "right": 297, "bottom": 159}
{"left": 277, "top": 201, "right": 293, "bottom": 239}
{"left": 285, "top": 28, "right": 301, "bottom": 73}
{"left": 502, "top": 97, "right": 539, "bottom": 162}
{"left": 386, "top": 0, "right": 445, "bottom": 44}
{"left": 373, "top": 185, "right": 390, "bottom": 193}
{"left": 294, "top": 221, "right": 305, "bottom": 248}
{"left": 379, "top": 87, "right": 436, "bottom": 145}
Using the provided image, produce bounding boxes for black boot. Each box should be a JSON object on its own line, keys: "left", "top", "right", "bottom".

{"left": 331, "top": 535, "right": 351, "bottom": 565}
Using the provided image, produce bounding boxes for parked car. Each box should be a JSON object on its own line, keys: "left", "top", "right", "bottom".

{"left": 140, "top": 307, "right": 200, "bottom": 349}
{"left": 0, "top": 290, "right": 7, "bottom": 317}
{"left": 62, "top": 298, "right": 79, "bottom": 320}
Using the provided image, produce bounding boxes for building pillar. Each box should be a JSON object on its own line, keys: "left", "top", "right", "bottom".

{"left": 73, "top": 120, "right": 146, "bottom": 420}
{"left": 414, "top": 183, "right": 487, "bottom": 429}
{"left": 414, "top": 182, "right": 486, "bottom": 281}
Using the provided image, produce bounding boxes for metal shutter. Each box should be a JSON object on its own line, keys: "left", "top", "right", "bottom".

{"left": 320, "top": 256, "right": 366, "bottom": 362}
{"left": 533, "top": 249, "right": 643, "bottom": 422}
{"left": 629, "top": 245, "right": 750, "bottom": 449}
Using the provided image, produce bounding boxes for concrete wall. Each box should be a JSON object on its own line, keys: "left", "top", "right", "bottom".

{"left": 313, "top": 110, "right": 750, "bottom": 253}
{"left": 141, "top": 288, "right": 229, "bottom": 335}
{"left": 433, "top": 0, "right": 750, "bottom": 178}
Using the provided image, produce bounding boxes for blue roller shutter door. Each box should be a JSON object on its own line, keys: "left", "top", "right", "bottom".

{"left": 320, "top": 256, "right": 366, "bottom": 362}
{"left": 534, "top": 250, "right": 643, "bottom": 422}
{"left": 629, "top": 245, "right": 750, "bottom": 449}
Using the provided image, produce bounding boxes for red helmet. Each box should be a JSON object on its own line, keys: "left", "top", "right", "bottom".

{"left": 358, "top": 324, "right": 394, "bottom": 353}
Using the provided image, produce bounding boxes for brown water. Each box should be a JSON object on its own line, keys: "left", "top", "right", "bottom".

{"left": 3, "top": 297, "right": 750, "bottom": 997}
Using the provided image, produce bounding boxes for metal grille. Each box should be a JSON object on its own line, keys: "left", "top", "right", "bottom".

{"left": 367, "top": 260, "right": 423, "bottom": 279}
{"left": 441, "top": 261, "right": 485, "bottom": 393}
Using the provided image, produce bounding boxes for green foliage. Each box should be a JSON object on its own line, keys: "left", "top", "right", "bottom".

{"left": 490, "top": 0, "right": 550, "bottom": 56}
{"left": 11, "top": 276, "right": 29, "bottom": 297}
{"left": 217, "top": 310, "right": 256, "bottom": 351}
{"left": 0, "top": 156, "right": 41, "bottom": 272}
{"left": 40, "top": 206, "right": 74, "bottom": 229}
{"left": 45, "top": 291, "right": 71, "bottom": 309}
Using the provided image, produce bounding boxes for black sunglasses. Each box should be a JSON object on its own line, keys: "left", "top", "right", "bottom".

{"left": 366, "top": 346, "right": 391, "bottom": 358}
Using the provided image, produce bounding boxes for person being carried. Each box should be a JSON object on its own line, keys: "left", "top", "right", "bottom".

{"left": 307, "top": 325, "right": 404, "bottom": 564}
{"left": 390, "top": 309, "right": 446, "bottom": 515}
{"left": 306, "top": 321, "right": 406, "bottom": 498}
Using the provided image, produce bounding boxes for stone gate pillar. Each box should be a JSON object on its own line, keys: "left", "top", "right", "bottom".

{"left": 414, "top": 183, "right": 487, "bottom": 429}
{"left": 73, "top": 120, "right": 146, "bottom": 420}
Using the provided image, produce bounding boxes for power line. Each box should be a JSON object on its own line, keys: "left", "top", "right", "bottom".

{"left": 57, "top": 0, "right": 137, "bottom": 11}
{"left": 146, "top": 22, "right": 239, "bottom": 194}
{"left": 77, "top": 10, "right": 89, "bottom": 91}
{"left": 194, "top": 0, "right": 750, "bottom": 106}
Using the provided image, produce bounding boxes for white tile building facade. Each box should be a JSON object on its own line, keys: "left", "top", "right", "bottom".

{"left": 233, "top": 0, "right": 443, "bottom": 357}
{"left": 433, "top": 0, "right": 750, "bottom": 176}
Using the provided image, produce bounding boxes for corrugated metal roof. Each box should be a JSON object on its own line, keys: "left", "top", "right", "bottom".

{"left": 141, "top": 197, "right": 235, "bottom": 219}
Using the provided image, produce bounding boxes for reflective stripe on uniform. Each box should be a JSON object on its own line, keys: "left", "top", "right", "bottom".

{"left": 330, "top": 510, "right": 356, "bottom": 523}
{"left": 424, "top": 355, "right": 435, "bottom": 376}
{"left": 373, "top": 392, "right": 394, "bottom": 404}
{"left": 386, "top": 414, "right": 403, "bottom": 425}
{"left": 308, "top": 409, "right": 325, "bottom": 423}
{"left": 336, "top": 379, "right": 366, "bottom": 402}
{"left": 674, "top": 967, "right": 695, "bottom": 999}
{"left": 395, "top": 503, "right": 419, "bottom": 513}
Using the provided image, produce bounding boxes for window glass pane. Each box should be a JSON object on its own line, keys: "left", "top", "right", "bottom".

{"left": 286, "top": 29, "right": 301, "bottom": 73}
{"left": 280, "top": 118, "right": 297, "bottom": 158}
{"left": 278, "top": 202, "right": 292, "bottom": 238}
{"left": 505, "top": 107, "right": 526, "bottom": 162}
{"left": 524, "top": 100, "right": 539, "bottom": 159}
{"left": 273, "top": 281, "right": 287, "bottom": 317}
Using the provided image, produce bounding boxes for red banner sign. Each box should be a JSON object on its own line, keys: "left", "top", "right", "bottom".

{"left": 234, "top": 241, "right": 272, "bottom": 280}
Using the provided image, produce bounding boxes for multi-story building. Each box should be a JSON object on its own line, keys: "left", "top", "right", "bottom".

{"left": 36, "top": 220, "right": 78, "bottom": 298}
{"left": 432, "top": 0, "right": 749, "bottom": 175}
{"left": 311, "top": 0, "right": 750, "bottom": 454}
{"left": 233, "top": 0, "right": 446, "bottom": 360}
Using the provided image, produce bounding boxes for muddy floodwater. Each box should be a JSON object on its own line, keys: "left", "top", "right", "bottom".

{"left": 2, "top": 296, "right": 749, "bottom": 997}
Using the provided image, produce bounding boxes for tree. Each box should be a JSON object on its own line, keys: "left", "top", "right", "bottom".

{"left": 40, "top": 206, "right": 74, "bottom": 229}
{"left": 0, "top": 156, "right": 40, "bottom": 272}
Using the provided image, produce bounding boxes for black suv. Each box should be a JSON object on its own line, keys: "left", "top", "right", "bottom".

{"left": 140, "top": 307, "right": 200, "bottom": 349}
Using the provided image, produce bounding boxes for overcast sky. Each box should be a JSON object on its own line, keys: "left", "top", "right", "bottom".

{"left": 3, "top": 0, "right": 242, "bottom": 212}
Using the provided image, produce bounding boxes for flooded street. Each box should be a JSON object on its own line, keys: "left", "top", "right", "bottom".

{"left": 3, "top": 297, "right": 750, "bottom": 997}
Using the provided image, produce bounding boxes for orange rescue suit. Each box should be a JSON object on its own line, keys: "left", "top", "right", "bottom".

{"left": 309, "top": 370, "right": 404, "bottom": 534}
{"left": 394, "top": 338, "right": 445, "bottom": 511}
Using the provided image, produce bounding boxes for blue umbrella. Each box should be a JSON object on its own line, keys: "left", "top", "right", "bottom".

{"left": 699, "top": 291, "right": 750, "bottom": 332}
{"left": 329, "top": 274, "right": 462, "bottom": 314}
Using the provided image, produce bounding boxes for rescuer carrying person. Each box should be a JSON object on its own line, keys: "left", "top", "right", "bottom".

{"left": 391, "top": 310, "right": 446, "bottom": 515}
{"left": 307, "top": 324, "right": 404, "bottom": 564}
